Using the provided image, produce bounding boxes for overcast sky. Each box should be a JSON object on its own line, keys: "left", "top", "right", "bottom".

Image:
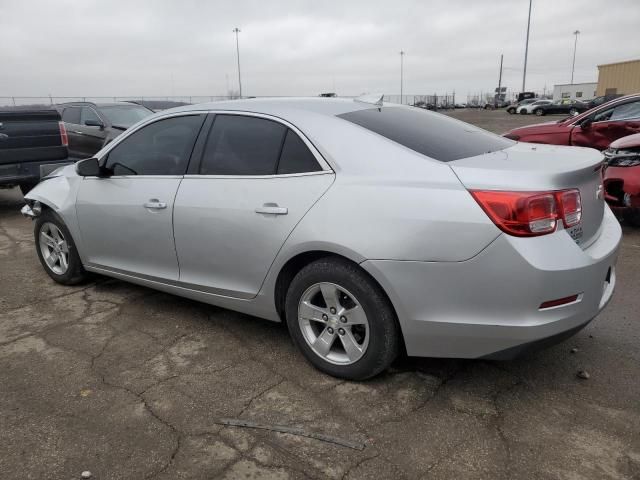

{"left": 1, "top": 0, "right": 639, "bottom": 100}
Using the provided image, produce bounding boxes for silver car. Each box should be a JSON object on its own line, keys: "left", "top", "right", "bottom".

{"left": 22, "top": 97, "right": 621, "bottom": 380}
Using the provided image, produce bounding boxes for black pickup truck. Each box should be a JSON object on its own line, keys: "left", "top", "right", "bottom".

{"left": 0, "top": 109, "right": 70, "bottom": 194}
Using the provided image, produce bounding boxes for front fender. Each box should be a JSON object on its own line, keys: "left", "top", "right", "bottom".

{"left": 23, "top": 166, "right": 86, "bottom": 262}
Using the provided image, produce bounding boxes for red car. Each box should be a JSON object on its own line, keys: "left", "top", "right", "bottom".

{"left": 504, "top": 93, "right": 640, "bottom": 150}
{"left": 603, "top": 132, "right": 640, "bottom": 226}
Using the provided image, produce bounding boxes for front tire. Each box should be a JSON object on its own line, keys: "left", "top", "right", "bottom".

{"left": 507, "top": 107, "right": 516, "bottom": 114}
{"left": 534, "top": 108, "right": 545, "bottom": 116}
{"left": 623, "top": 208, "right": 640, "bottom": 227}
{"left": 34, "top": 209, "right": 88, "bottom": 285}
{"left": 569, "top": 108, "right": 578, "bottom": 116}
{"left": 285, "top": 258, "right": 400, "bottom": 380}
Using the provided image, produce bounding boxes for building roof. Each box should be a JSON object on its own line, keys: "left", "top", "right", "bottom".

{"left": 598, "top": 58, "right": 640, "bottom": 68}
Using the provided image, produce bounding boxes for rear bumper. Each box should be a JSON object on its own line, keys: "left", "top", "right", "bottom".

{"left": 362, "top": 206, "right": 621, "bottom": 359}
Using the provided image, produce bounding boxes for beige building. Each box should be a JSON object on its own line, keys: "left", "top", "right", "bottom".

{"left": 596, "top": 59, "right": 640, "bottom": 96}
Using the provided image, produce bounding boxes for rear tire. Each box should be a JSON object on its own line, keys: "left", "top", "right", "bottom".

{"left": 285, "top": 257, "right": 400, "bottom": 380}
{"left": 569, "top": 108, "right": 578, "bottom": 116}
{"left": 507, "top": 107, "right": 516, "bottom": 114}
{"left": 34, "top": 209, "right": 88, "bottom": 285}
{"left": 520, "top": 109, "right": 527, "bottom": 115}
{"left": 623, "top": 208, "right": 640, "bottom": 227}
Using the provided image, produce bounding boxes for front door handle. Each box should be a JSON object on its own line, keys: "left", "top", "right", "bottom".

{"left": 144, "top": 199, "right": 167, "bottom": 209}
{"left": 255, "top": 203, "right": 288, "bottom": 215}
{"left": 73, "top": 130, "right": 84, "bottom": 135}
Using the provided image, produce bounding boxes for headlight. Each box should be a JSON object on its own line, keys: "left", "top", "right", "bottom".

{"left": 605, "top": 150, "right": 640, "bottom": 167}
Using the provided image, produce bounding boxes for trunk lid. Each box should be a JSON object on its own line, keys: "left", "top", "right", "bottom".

{"left": 450, "top": 142, "right": 605, "bottom": 248}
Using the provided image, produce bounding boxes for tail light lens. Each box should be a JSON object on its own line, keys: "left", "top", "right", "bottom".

{"left": 59, "top": 121, "right": 68, "bottom": 147}
{"left": 471, "top": 189, "right": 582, "bottom": 237}
{"left": 558, "top": 189, "right": 581, "bottom": 227}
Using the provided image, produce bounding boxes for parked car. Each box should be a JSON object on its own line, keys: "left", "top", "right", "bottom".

{"left": 0, "top": 109, "right": 70, "bottom": 194}
{"left": 56, "top": 102, "right": 153, "bottom": 158}
{"left": 587, "top": 94, "right": 624, "bottom": 109}
{"left": 530, "top": 99, "right": 590, "bottom": 117}
{"left": 504, "top": 93, "right": 640, "bottom": 150}
{"left": 603, "top": 132, "right": 640, "bottom": 226}
{"left": 506, "top": 98, "right": 536, "bottom": 114}
{"left": 22, "top": 97, "right": 620, "bottom": 380}
{"left": 516, "top": 99, "right": 552, "bottom": 114}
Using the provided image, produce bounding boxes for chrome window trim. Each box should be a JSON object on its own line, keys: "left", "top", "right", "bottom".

{"left": 82, "top": 175, "right": 184, "bottom": 180}
{"left": 183, "top": 170, "right": 334, "bottom": 180}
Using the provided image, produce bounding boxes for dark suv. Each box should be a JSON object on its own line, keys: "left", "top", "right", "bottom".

{"left": 57, "top": 102, "right": 153, "bottom": 158}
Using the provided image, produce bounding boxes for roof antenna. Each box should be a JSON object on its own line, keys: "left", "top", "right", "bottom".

{"left": 354, "top": 93, "right": 384, "bottom": 107}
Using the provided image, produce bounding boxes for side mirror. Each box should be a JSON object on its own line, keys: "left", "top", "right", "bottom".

{"left": 76, "top": 157, "right": 102, "bottom": 177}
{"left": 580, "top": 117, "right": 592, "bottom": 129}
{"left": 84, "top": 119, "right": 104, "bottom": 128}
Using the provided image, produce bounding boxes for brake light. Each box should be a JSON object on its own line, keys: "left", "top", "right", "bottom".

{"left": 471, "top": 189, "right": 582, "bottom": 237}
{"left": 558, "top": 189, "right": 581, "bottom": 227}
{"left": 59, "top": 121, "right": 68, "bottom": 147}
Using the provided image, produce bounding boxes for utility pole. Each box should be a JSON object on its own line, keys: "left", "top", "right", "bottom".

{"left": 571, "top": 30, "right": 580, "bottom": 84}
{"left": 232, "top": 27, "right": 242, "bottom": 98}
{"left": 400, "top": 51, "right": 405, "bottom": 105}
{"left": 522, "top": 0, "right": 533, "bottom": 93}
{"left": 496, "top": 53, "right": 504, "bottom": 107}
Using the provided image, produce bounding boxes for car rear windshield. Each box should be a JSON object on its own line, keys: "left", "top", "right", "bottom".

{"left": 337, "top": 107, "right": 514, "bottom": 162}
{"left": 100, "top": 106, "right": 152, "bottom": 128}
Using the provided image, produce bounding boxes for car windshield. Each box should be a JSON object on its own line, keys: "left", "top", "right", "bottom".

{"left": 100, "top": 106, "right": 152, "bottom": 128}
{"left": 338, "top": 106, "right": 514, "bottom": 162}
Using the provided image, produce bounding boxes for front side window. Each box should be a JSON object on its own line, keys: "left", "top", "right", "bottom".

{"left": 62, "top": 107, "right": 81, "bottom": 124}
{"left": 338, "top": 107, "right": 514, "bottom": 162}
{"left": 100, "top": 105, "right": 153, "bottom": 128}
{"left": 200, "top": 115, "right": 287, "bottom": 175}
{"left": 105, "top": 115, "right": 204, "bottom": 176}
{"left": 80, "top": 107, "right": 101, "bottom": 125}
{"left": 610, "top": 101, "right": 640, "bottom": 121}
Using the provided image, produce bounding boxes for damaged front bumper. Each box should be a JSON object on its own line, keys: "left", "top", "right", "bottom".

{"left": 21, "top": 201, "right": 42, "bottom": 218}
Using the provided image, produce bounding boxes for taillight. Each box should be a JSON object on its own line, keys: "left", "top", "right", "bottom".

{"left": 59, "top": 121, "right": 68, "bottom": 147}
{"left": 558, "top": 189, "right": 581, "bottom": 227}
{"left": 471, "top": 189, "right": 582, "bottom": 237}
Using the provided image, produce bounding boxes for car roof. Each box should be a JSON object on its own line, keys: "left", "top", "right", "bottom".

{"left": 164, "top": 97, "right": 378, "bottom": 118}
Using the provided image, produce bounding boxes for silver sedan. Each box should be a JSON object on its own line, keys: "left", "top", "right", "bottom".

{"left": 22, "top": 97, "right": 621, "bottom": 380}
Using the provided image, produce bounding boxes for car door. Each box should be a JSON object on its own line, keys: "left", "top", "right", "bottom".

{"left": 571, "top": 98, "right": 640, "bottom": 149}
{"left": 61, "top": 106, "right": 83, "bottom": 158}
{"left": 173, "top": 113, "right": 334, "bottom": 299}
{"left": 77, "top": 106, "right": 107, "bottom": 157}
{"left": 76, "top": 113, "right": 206, "bottom": 280}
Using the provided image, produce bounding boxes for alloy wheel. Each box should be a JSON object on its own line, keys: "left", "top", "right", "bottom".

{"left": 298, "top": 282, "right": 370, "bottom": 365}
{"left": 39, "top": 222, "right": 69, "bottom": 275}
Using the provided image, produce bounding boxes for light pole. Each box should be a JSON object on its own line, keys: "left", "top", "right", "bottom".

{"left": 521, "top": 0, "right": 532, "bottom": 93}
{"left": 400, "top": 51, "right": 405, "bottom": 105}
{"left": 232, "top": 27, "right": 242, "bottom": 98}
{"left": 571, "top": 30, "right": 580, "bottom": 84}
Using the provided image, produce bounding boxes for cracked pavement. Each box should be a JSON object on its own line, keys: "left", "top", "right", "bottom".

{"left": 1, "top": 112, "right": 639, "bottom": 480}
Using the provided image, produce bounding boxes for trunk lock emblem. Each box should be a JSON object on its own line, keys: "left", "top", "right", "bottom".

{"left": 596, "top": 184, "right": 604, "bottom": 200}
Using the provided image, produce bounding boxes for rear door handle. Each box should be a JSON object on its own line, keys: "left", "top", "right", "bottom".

{"left": 144, "top": 199, "right": 167, "bottom": 209}
{"left": 73, "top": 130, "right": 84, "bottom": 135}
{"left": 255, "top": 203, "right": 288, "bottom": 215}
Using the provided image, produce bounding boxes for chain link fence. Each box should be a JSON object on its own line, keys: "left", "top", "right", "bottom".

{"left": 1, "top": 93, "right": 461, "bottom": 110}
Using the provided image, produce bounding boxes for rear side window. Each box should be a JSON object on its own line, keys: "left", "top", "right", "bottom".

{"left": 62, "top": 107, "right": 81, "bottom": 124}
{"left": 105, "top": 114, "right": 204, "bottom": 175}
{"left": 200, "top": 115, "right": 287, "bottom": 175}
{"left": 338, "top": 107, "right": 514, "bottom": 162}
{"left": 277, "top": 130, "right": 322, "bottom": 174}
